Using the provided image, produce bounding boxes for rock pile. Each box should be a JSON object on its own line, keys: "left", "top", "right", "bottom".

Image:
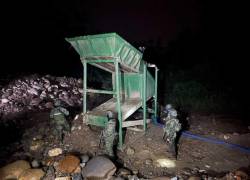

{"left": 1, "top": 150, "right": 249, "bottom": 180}
{"left": 0, "top": 154, "right": 118, "bottom": 180}
{"left": 0, "top": 160, "right": 44, "bottom": 180}
{"left": 0, "top": 74, "right": 83, "bottom": 120}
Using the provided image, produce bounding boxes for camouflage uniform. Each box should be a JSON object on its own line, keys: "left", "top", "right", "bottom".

{"left": 162, "top": 104, "right": 181, "bottom": 157}
{"left": 50, "top": 101, "right": 70, "bottom": 142}
{"left": 101, "top": 111, "right": 117, "bottom": 158}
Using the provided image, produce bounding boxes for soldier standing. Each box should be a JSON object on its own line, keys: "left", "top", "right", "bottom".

{"left": 101, "top": 111, "right": 117, "bottom": 158}
{"left": 162, "top": 104, "right": 182, "bottom": 158}
{"left": 50, "top": 100, "right": 71, "bottom": 142}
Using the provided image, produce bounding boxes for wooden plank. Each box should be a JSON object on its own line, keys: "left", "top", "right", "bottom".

{"left": 87, "top": 97, "right": 142, "bottom": 121}
{"left": 122, "top": 119, "right": 151, "bottom": 127}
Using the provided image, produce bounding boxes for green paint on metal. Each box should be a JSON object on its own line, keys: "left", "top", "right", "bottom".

{"left": 86, "top": 89, "right": 115, "bottom": 95}
{"left": 120, "top": 71, "right": 155, "bottom": 101}
{"left": 115, "top": 61, "right": 123, "bottom": 148}
{"left": 154, "top": 68, "right": 159, "bottom": 118}
{"left": 84, "top": 59, "right": 115, "bottom": 63}
{"left": 143, "top": 62, "right": 147, "bottom": 131}
{"left": 146, "top": 70, "right": 155, "bottom": 98}
{"left": 66, "top": 33, "right": 160, "bottom": 147}
{"left": 86, "top": 115, "right": 108, "bottom": 127}
{"left": 122, "top": 73, "right": 142, "bottom": 99}
{"left": 83, "top": 60, "right": 87, "bottom": 113}
{"left": 66, "top": 33, "right": 142, "bottom": 72}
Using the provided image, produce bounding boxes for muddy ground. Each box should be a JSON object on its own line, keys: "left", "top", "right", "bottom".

{"left": 0, "top": 109, "right": 250, "bottom": 179}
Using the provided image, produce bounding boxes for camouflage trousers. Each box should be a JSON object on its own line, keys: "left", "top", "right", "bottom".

{"left": 163, "top": 131, "right": 177, "bottom": 157}
{"left": 51, "top": 113, "right": 70, "bottom": 138}
{"left": 52, "top": 120, "right": 70, "bottom": 142}
{"left": 104, "top": 135, "right": 115, "bottom": 157}
{"left": 167, "top": 138, "right": 176, "bottom": 157}
{"left": 52, "top": 126, "right": 64, "bottom": 142}
{"left": 53, "top": 115, "right": 70, "bottom": 130}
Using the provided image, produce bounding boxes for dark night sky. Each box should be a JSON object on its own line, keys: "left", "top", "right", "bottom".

{"left": 84, "top": 1, "right": 201, "bottom": 43}
{"left": 1, "top": 0, "right": 248, "bottom": 115}
{"left": 2, "top": 0, "right": 247, "bottom": 78}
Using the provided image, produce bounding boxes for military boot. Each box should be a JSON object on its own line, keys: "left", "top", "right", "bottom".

{"left": 168, "top": 142, "right": 177, "bottom": 159}
{"left": 56, "top": 128, "right": 63, "bottom": 143}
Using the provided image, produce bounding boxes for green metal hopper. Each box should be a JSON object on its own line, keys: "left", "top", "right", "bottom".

{"left": 66, "top": 33, "right": 159, "bottom": 148}
{"left": 66, "top": 33, "right": 142, "bottom": 73}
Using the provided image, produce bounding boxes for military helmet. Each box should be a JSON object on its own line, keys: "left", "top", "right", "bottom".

{"left": 107, "top": 111, "right": 114, "bottom": 119}
{"left": 169, "top": 109, "right": 177, "bottom": 117}
{"left": 164, "top": 104, "right": 172, "bottom": 113}
{"left": 54, "top": 100, "right": 61, "bottom": 107}
{"left": 165, "top": 104, "right": 172, "bottom": 110}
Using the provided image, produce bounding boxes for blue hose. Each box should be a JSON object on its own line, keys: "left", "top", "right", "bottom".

{"left": 182, "top": 131, "right": 250, "bottom": 154}
{"left": 152, "top": 117, "right": 250, "bottom": 154}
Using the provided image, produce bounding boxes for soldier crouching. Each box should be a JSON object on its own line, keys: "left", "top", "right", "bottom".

{"left": 162, "top": 104, "right": 182, "bottom": 159}
{"left": 50, "top": 100, "right": 71, "bottom": 142}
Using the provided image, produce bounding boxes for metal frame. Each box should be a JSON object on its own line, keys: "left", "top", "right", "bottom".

{"left": 153, "top": 66, "right": 159, "bottom": 118}
{"left": 83, "top": 58, "right": 124, "bottom": 148}
{"left": 115, "top": 60, "right": 123, "bottom": 148}
{"left": 67, "top": 33, "right": 159, "bottom": 149}
{"left": 82, "top": 58, "right": 159, "bottom": 148}
{"left": 143, "top": 62, "right": 147, "bottom": 131}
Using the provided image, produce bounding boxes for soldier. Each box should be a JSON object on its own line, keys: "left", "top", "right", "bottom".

{"left": 162, "top": 104, "right": 182, "bottom": 158}
{"left": 100, "top": 111, "right": 117, "bottom": 158}
{"left": 50, "top": 100, "right": 70, "bottom": 142}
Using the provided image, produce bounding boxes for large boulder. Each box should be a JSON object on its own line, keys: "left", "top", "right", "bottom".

{"left": 188, "top": 176, "right": 201, "bottom": 180}
{"left": 82, "top": 156, "right": 116, "bottom": 180}
{"left": 57, "top": 155, "right": 80, "bottom": 173}
{"left": 55, "top": 177, "right": 71, "bottom": 180}
{"left": 151, "top": 177, "right": 171, "bottom": 180}
{"left": 0, "top": 160, "right": 31, "bottom": 179}
{"left": 19, "top": 168, "right": 45, "bottom": 180}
